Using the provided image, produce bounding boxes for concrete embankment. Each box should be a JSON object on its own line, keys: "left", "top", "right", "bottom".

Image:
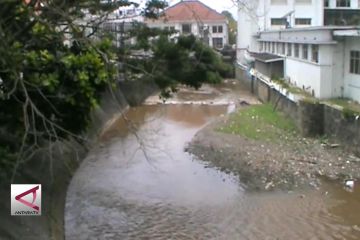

{"left": 0, "top": 80, "right": 157, "bottom": 240}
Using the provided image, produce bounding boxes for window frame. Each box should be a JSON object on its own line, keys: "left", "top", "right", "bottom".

{"left": 302, "top": 44, "right": 309, "bottom": 60}
{"left": 182, "top": 24, "right": 192, "bottom": 34}
{"left": 295, "top": 18, "right": 312, "bottom": 25}
{"left": 287, "top": 43, "right": 292, "bottom": 57}
{"left": 350, "top": 50, "right": 360, "bottom": 75}
{"left": 212, "top": 37, "right": 224, "bottom": 49}
{"left": 336, "top": 0, "right": 351, "bottom": 7}
{"left": 294, "top": 43, "right": 299, "bottom": 58}
{"left": 311, "top": 45, "right": 319, "bottom": 63}
{"left": 281, "top": 43, "right": 286, "bottom": 55}
{"left": 271, "top": 18, "right": 287, "bottom": 26}
{"left": 212, "top": 25, "right": 223, "bottom": 34}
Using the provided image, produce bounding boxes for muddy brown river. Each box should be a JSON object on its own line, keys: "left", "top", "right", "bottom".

{"left": 65, "top": 84, "right": 360, "bottom": 240}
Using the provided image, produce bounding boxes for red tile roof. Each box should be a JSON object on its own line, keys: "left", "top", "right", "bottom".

{"left": 149, "top": 0, "right": 227, "bottom": 23}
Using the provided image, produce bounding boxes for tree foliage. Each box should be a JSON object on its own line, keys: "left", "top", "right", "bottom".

{"left": 0, "top": 0, "right": 231, "bottom": 180}
{"left": 222, "top": 10, "right": 237, "bottom": 45}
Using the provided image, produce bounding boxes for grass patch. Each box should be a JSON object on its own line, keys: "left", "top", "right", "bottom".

{"left": 218, "top": 104, "right": 297, "bottom": 141}
{"left": 326, "top": 98, "right": 360, "bottom": 114}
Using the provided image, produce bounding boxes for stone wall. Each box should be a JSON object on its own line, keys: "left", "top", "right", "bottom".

{"left": 0, "top": 79, "right": 157, "bottom": 240}
{"left": 235, "top": 66, "right": 360, "bottom": 153}
{"left": 256, "top": 79, "right": 270, "bottom": 103}
{"left": 323, "top": 104, "right": 360, "bottom": 155}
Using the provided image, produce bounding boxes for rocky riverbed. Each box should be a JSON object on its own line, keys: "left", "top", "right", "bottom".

{"left": 187, "top": 107, "right": 360, "bottom": 191}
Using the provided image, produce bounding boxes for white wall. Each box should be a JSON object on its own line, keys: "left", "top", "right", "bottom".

{"left": 331, "top": 42, "right": 346, "bottom": 97}
{"left": 285, "top": 58, "right": 322, "bottom": 97}
{"left": 283, "top": 42, "right": 345, "bottom": 99}
{"left": 237, "top": 0, "right": 261, "bottom": 63}
{"left": 344, "top": 37, "right": 360, "bottom": 102}
{"left": 146, "top": 20, "right": 228, "bottom": 48}
{"left": 258, "top": 0, "right": 323, "bottom": 30}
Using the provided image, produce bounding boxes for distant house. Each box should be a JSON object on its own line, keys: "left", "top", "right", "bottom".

{"left": 145, "top": 0, "right": 229, "bottom": 49}
{"left": 100, "top": 6, "right": 143, "bottom": 47}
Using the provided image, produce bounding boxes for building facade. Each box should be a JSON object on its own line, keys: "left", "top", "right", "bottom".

{"left": 237, "top": 0, "right": 360, "bottom": 102}
{"left": 145, "top": 0, "right": 229, "bottom": 49}
{"left": 100, "top": 6, "right": 143, "bottom": 47}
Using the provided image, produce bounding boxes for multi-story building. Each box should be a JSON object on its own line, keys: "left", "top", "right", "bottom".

{"left": 100, "top": 6, "right": 143, "bottom": 47}
{"left": 145, "top": 0, "right": 229, "bottom": 49}
{"left": 237, "top": 0, "right": 360, "bottom": 102}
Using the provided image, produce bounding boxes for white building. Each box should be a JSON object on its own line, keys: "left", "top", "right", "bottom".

{"left": 237, "top": 0, "right": 360, "bottom": 102}
{"left": 145, "top": 0, "right": 229, "bottom": 49}
{"left": 101, "top": 6, "right": 143, "bottom": 47}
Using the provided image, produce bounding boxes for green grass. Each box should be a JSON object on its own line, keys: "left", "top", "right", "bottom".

{"left": 326, "top": 98, "right": 360, "bottom": 114}
{"left": 218, "top": 104, "right": 297, "bottom": 141}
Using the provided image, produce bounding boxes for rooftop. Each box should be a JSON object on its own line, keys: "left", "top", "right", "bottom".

{"left": 146, "top": 0, "right": 226, "bottom": 23}
{"left": 251, "top": 52, "right": 284, "bottom": 63}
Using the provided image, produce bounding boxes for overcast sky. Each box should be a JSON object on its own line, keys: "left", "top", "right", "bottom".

{"left": 168, "top": 0, "right": 238, "bottom": 18}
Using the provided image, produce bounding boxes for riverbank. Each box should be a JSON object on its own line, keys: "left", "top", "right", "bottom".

{"left": 0, "top": 79, "right": 157, "bottom": 240}
{"left": 188, "top": 104, "right": 360, "bottom": 191}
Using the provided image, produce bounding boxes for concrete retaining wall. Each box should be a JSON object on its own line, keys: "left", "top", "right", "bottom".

{"left": 236, "top": 66, "right": 360, "bottom": 153}
{"left": 323, "top": 104, "right": 360, "bottom": 155}
{"left": 0, "top": 79, "right": 157, "bottom": 240}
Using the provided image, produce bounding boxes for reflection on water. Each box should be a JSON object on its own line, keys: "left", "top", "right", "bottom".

{"left": 66, "top": 104, "right": 360, "bottom": 240}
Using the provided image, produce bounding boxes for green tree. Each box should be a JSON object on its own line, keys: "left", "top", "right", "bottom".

{"left": 0, "top": 0, "right": 230, "bottom": 180}
{"left": 222, "top": 10, "right": 237, "bottom": 45}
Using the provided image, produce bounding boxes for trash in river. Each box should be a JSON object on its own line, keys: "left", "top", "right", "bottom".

{"left": 344, "top": 179, "right": 355, "bottom": 192}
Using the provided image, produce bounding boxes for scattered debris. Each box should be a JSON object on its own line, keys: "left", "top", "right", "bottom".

{"left": 265, "top": 181, "right": 274, "bottom": 190}
{"left": 345, "top": 179, "right": 355, "bottom": 190}
{"left": 239, "top": 100, "right": 250, "bottom": 106}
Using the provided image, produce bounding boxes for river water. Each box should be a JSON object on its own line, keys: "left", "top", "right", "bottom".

{"left": 65, "top": 84, "right": 360, "bottom": 240}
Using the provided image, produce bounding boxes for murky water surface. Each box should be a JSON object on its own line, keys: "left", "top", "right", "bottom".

{"left": 66, "top": 85, "right": 360, "bottom": 240}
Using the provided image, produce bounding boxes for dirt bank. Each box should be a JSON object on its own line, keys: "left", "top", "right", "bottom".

{"left": 187, "top": 106, "right": 360, "bottom": 191}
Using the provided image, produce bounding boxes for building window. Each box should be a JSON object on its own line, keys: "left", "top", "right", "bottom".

{"left": 272, "top": 42, "right": 275, "bottom": 53}
{"left": 336, "top": 0, "right": 350, "bottom": 7}
{"left": 312, "top": 45, "right": 319, "bottom": 63}
{"left": 287, "top": 43, "right": 292, "bottom": 56}
{"left": 294, "top": 44, "right": 299, "bottom": 57}
{"left": 212, "top": 25, "right": 223, "bottom": 33}
{"left": 271, "top": 18, "right": 287, "bottom": 26}
{"left": 295, "top": 18, "right": 312, "bottom": 25}
{"left": 126, "top": 9, "right": 135, "bottom": 15}
{"left": 281, "top": 43, "right": 286, "bottom": 55}
{"left": 324, "top": 0, "right": 329, "bottom": 7}
{"left": 295, "top": 0, "right": 312, "bottom": 4}
{"left": 259, "top": 42, "right": 264, "bottom": 52}
{"left": 271, "top": 0, "right": 287, "bottom": 4}
{"left": 212, "top": 38, "right": 223, "bottom": 49}
{"left": 267, "top": 42, "right": 271, "bottom": 52}
{"left": 182, "top": 24, "right": 192, "bottom": 34}
{"left": 350, "top": 50, "right": 360, "bottom": 74}
{"left": 277, "top": 42, "right": 281, "bottom": 53}
{"left": 302, "top": 44, "right": 308, "bottom": 60}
